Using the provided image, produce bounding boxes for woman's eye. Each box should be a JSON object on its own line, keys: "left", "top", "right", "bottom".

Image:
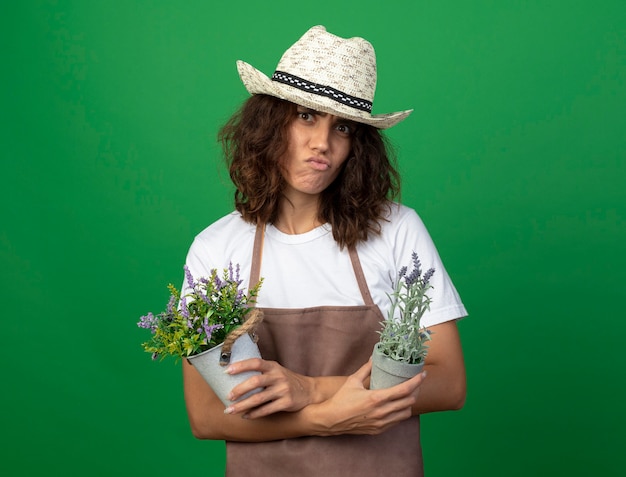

{"left": 336, "top": 124, "right": 352, "bottom": 136}
{"left": 298, "top": 111, "right": 313, "bottom": 121}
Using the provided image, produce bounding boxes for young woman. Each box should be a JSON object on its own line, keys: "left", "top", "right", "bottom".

{"left": 182, "top": 25, "right": 467, "bottom": 477}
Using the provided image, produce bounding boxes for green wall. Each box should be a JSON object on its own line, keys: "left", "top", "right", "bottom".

{"left": 2, "top": 1, "right": 624, "bottom": 476}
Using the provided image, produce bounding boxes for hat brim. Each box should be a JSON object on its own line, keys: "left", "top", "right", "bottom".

{"left": 237, "top": 61, "right": 412, "bottom": 129}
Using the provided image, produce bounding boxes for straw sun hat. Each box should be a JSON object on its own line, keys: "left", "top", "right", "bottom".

{"left": 237, "top": 25, "right": 412, "bottom": 129}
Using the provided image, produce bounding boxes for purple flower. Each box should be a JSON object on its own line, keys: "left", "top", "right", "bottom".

{"left": 202, "top": 321, "right": 224, "bottom": 343}
{"left": 423, "top": 268, "right": 435, "bottom": 284}
{"left": 138, "top": 261, "right": 263, "bottom": 362}
{"left": 404, "top": 252, "right": 423, "bottom": 286}
{"left": 197, "top": 287, "right": 210, "bottom": 304}
{"left": 234, "top": 263, "right": 242, "bottom": 284}
{"left": 184, "top": 265, "right": 195, "bottom": 289}
{"left": 180, "top": 297, "right": 189, "bottom": 319}
{"left": 213, "top": 273, "right": 223, "bottom": 290}
{"left": 166, "top": 295, "right": 176, "bottom": 314}
{"left": 137, "top": 312, "right": 157, "bottom": 333}
{"left": 235, "top": 288, "right": 244, "bottom": 305}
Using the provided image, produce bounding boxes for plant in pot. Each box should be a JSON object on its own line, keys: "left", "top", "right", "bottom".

{"left": 370, "top": 252, "right": 434, "bottom": 389}
{"left": 137, "top": 263, "right": 264, "bottom": 406}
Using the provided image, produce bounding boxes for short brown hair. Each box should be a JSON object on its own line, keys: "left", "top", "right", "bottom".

{"left": 218, "top": 94, "right": 400, "bottom": 249}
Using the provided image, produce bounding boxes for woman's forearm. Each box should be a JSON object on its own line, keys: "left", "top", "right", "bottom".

{"left": 184, "top": 359, "right": 328, "bottom": 442}
{"left": 184, "top": 360, "right": 424, "bottom": 441}
{"left": 410, "top": 321, "right": 467, "bottom": 415}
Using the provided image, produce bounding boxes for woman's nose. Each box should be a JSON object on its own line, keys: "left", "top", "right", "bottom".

{"left": 310, "top": 124, "right": 330, "bottom": 152}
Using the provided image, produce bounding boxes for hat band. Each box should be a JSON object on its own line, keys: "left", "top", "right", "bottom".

{"left": 271, "top": 71, "right": 372, "bottom": 113}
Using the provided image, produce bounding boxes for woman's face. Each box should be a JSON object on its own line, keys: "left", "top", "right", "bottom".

{"left": 280, "top": 106, "right": 354, "bottom": 200}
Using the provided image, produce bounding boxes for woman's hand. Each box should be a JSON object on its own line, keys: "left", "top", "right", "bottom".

{"left": 223, "top": 358, "right": 319, "bottom": 419}
{"left": 184, "top": 323, "right": 460, "bottom": 442}
{"left": 222, "top": 358, "right": 425, "bottom": 436}
{"left": 306, "top": 360, "right": 426, "bottom": 437}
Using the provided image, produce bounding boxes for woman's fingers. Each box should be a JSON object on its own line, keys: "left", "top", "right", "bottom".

{"left": 224, "top": 357, "right": 267, "bottom": 375}
{"left": 223, "top": 359, "right": 315, "bottom": 416}
{"left": 349, "top": 359, "right": 373, "bottom": 384}
{"left": 312, "top": 365, "right": 427, "bottom": 436}
{"left": 383, "top": 370, "right": 427, "bottom": 399}
{"left": 223, "top": 358, "right": 427, "bottom": 429}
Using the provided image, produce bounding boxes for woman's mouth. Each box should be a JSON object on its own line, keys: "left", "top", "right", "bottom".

{"left": 306, "top": 157, "right": 330, "bottom": 171}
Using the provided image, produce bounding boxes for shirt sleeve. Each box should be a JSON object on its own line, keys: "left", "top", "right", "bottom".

{"left": 388, "top": 205, "right": 468, "bottom": 328}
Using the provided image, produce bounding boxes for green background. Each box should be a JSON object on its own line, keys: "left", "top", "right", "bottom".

{"left": 2, "top": 1, "right": 624, "bottom": 476}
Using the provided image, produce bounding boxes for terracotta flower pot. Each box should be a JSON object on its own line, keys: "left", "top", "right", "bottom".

{"left": 370, "top": 343, "right": 425, "bottom": 390}
{"left": 187, "top": 333, "right": 263, "bottom": 407}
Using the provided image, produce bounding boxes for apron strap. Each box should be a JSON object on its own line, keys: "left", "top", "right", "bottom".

{"left": 249, "top": 221, "right": 265, "bottom": 288}
{"left": 249, "top": 223, "right": 376, "bottom": 308}
{"left": 348, "top": 245, "right": 376, "bottom": 307}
